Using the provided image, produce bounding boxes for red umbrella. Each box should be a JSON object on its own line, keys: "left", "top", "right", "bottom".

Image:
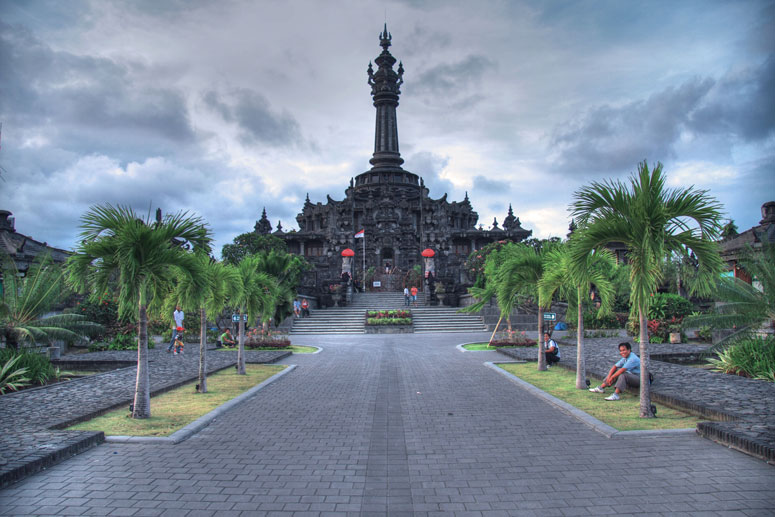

{"left": 341, "top": 248, "right": 355, "bottom": 257}
{"left": 421, "top": 248, "right": 435, "bottom": 257}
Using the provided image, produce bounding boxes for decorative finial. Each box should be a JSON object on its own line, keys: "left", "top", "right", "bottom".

{"left": 380, "top": 23, "right": 391, "bottom": 49}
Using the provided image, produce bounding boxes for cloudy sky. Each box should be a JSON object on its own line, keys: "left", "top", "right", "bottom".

{"left": 1, "top": 0, "right": 773, "bottom": 256}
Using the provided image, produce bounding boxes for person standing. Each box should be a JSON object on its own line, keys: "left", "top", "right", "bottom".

{"left": 293, "top": 299, "right": 301, "bottom": 318}
{"left": 404, "top": 286, "right": 410, "bottom": 306}
{"left": 301, "top": 298, "right": 310, "bottom": 318}
{"left": 410, "top": 286, "right": 418, "bottom": 307}
{"left": 167, "top": 305, "right": 184, "bottom": 353}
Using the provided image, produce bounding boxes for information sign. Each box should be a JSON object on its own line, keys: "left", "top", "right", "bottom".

{"left": 543, "top": 312, "right": 557, "bottom": 321}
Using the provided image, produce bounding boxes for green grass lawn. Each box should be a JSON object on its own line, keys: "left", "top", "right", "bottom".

{"left": 217, "top": 345, "right": 317, "bottom": 354}
{"left": 497, "top": 362, "right": 700, "bottom": 431}
{"left": 67, "top": 364, "right": 285, "bottom": 437}
{"left": 463, "top": 342, "right": 536, "bottom": 351}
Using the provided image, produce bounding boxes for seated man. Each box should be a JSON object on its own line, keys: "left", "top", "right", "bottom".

{"left": 543, "top": 331, "right": 560, "bottom": 366}
{"left": 219, "top": 328, "right": 236, "bottom": 348}
{"left": 589, "top": 342, "right": 641, "bottom": 401}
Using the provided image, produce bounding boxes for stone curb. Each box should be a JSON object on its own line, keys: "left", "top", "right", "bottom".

{"left": 484, "top": 362, "right": 695, "bottom": 439}
{"left": 106, "top": 365, "right": 297, "bottom": 445}
{"left": 0, "top": 431, "right": 104, "bottom": 490}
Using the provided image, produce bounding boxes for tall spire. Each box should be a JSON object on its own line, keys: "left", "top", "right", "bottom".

{"left": 254, "top": 207, "right": 272, "bottom": 234}
{"left": 367, "top": 24, "right": 404, "bottom": 171}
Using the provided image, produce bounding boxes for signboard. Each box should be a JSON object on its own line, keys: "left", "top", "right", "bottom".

{"left": 373, "top": 281, "right": 381, "bottom": 287}
{"left": 232, "top": 314, "right": 248, "bottom": 322}
{"left": 543, "top": 312, "right": 557, "bottom": 321}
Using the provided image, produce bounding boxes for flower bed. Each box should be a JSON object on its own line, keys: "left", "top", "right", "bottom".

{"left": 241, "top": 329, "right": 292, "bottom": 349}
{"left": 366, "top": 310, "right": 412, "bottom": 325}
{"left": 365, "top": 310, "right": 413, "bottom": 334}
{"left": 488, "top": 330, "right": 537, "bottom": 347}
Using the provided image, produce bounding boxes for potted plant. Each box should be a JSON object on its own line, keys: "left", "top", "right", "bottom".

{"left": 668, "top": 317, "right": 682, "bottom": 344}
{"left": 435, "top": 283, "right": 446, "bottom": 306}
{"left": 329, "top": 283, "right": 343, "bottom": 306}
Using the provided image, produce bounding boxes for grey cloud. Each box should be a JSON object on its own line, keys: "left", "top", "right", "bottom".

{"left": 689, "top": 56, "right": 775, "bottom": 141}
{"left": 404, "top": 151, "right": 454, "bottom": 198}
{"left": 203, "top": 89, "right": 302, "bottom": 148}
{"left": 0, "top": 22, "right": 195, "bottom": 157}
{"left": 551, "top": 55, "right": 775, "bottom": 175}
{"left": 550, "top": 78, "right": 714, "bottom": 174}
{"left": 473, "top": 175, "right": 509, "bottom": 193}
{"left": 408, "top": 55, "right": 495, "bottom": 99}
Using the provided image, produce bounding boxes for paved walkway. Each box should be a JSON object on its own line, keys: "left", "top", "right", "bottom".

{"left": 1, "top": 333, "right": 774, "bottom": 516}
{"left": 0, "top": 347, "right": 289, "bottom": 488}
{"left": 498, "top": 336, "right": 775, "bottom": 462}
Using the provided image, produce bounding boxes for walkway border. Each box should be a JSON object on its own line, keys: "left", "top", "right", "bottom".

{"left": 106, "top": 364, "right": 297, "bottom": 445}
{"left": 484, "top": 362, "right": 696, "bottom": 439}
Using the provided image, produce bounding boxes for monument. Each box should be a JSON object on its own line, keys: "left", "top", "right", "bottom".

{"left": 257, "top": 25, "right": 532, "bottom": 304}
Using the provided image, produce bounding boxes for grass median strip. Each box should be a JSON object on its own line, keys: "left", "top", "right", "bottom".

{"left": 67, "top": 364, "right": 286, "bottom": 437}
{"left": 497, "top": 362, "right": 699, "bottom": 431}
{"left": 463, "top": 342, "right": 537, "bottom": 351}
{"left": 217, "top": 345, "right": 318, "bottom": 354}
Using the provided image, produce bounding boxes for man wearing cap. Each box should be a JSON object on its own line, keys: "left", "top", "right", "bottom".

{"left": 167, "top": 305, "right": 184, "bottom": 353}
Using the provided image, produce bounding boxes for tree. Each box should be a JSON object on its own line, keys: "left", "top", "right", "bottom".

{"left": 464, "top": 242, "right": 556, "bottom": 369}
{"left": 571, "top": 161, "right": 724, "bottom": 417}
{"left": 67, "top": 204, "right": 211, "bottom": 418}
{"left": 165, "top": 256, "right": 240, "bottom": 393}
{"left": 687, "top": 243, "right": 775, "bottom": 349}
{"left": 221, "top": 233, "right": 288, "bottom": 266}
{"left": 539, "top": 242, "right": 615, "bottom": 389}
{"left": 252, "top": 250, "right": 310, "bottom": 327}
{"left": 231, "top": 256, "right": 275, "bottom": 375}
{"left": 1, "top": 253, "right": 102, "bottom": 350}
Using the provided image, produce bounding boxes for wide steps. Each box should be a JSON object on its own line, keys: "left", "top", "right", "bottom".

{"left": 289, "top": 292, "right": 486, "bottom": 334}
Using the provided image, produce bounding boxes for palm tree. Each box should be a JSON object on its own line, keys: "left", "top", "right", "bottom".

{"left": 571, "top": 161, "right": 724, "bottom": 417}
{"left": 461, "top": 242, "right": 517, "bottom": 338}
{"left": 495, "top": 244, "right": 553, "bottom": 370}
{"left": 232, "top": 256, "right": 275, "bottom": 375}
{"left": 1, "top": 253, "right": 102, "bottom": 350}
{"left": 252, "top": 250, "right": 309, "bottom": 328}
{"left": 166, "top": 255, "right": 240, "bottom": 393}
{"left": 67, "top": 204, "right": 211, "bottom": 418}
{"left": 539, "top": 242, "right": 615, "bottom": 389}
{"left": 686, "top": 243, "right": 775, "bottom": 349}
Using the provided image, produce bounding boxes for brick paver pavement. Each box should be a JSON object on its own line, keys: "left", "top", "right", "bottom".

{"left": 1, "top": 333, "right": 773, "bottom": 516}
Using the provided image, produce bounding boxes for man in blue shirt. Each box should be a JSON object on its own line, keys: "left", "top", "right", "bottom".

{"left": 589, "top": 342, "right": 640, "bottom": 401}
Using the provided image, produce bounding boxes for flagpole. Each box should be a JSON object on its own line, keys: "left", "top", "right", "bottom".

{"left": 362, "top": 231, "right": 366, "bottom": 292}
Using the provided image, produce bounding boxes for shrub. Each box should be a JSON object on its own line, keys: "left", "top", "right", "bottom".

{"left": 242, "top": 328, "right": 291, "bottom": 349}
{"left": 649, "top": 293, "right": 693, "bottom": 320}
{"left": 88, "top": 331, "right": 148, "bottom": 351}
{"left": 0, "top": 349, "right": 54, "bottom": 385}
{"left": 582, "top": 310, "right": 628, "bottom": 329}
{"left": 365, "top": 310, "right": 412, "bottom": 325}
{"left": 710, "top": 336, "right": 775, "bottom": 381}
{"left": 367, "top": 317, "right": 412, "bottom": 325}
{"left": 489, "top": 330, "right": 537, "bottom": 347}
{"left": 0, "top": 355, "right": 31, "bottom": 394}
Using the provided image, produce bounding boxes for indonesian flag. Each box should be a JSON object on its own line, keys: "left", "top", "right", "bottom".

{"left": 354, "top": 229, "right": 365, "bottom": 238}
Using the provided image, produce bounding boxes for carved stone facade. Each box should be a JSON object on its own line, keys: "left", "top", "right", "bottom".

{"left": 259, "top": 26, "right": 531, "bottom": 302}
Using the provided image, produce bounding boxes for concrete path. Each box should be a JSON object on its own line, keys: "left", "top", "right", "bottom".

{"left": 1, "top": 333, "right": 773, "bottom": 516}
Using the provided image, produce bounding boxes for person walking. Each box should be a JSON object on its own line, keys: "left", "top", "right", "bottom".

{"left": 410, "top": 286, "right": 418, "bottom": 307}
{"left": 404, "top": 286, "right": 410, "bottom": 306}
{"left": 167, "top": 305, "right": 184, "bottom": 353}
{"left": 301, "top": 298, "right": 310, "bottom": 317}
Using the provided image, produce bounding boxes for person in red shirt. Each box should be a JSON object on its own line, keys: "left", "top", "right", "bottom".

{"left": 301, "top": 298, "right": 310, "bottom": 317}
{"left": 410, "top": 286, "right": 418, "bottom": 307}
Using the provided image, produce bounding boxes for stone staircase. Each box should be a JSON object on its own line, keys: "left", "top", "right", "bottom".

{"left": 289, "top": 292, "right": 486, "bottom": 334}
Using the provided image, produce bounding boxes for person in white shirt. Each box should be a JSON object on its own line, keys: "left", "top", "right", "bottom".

{"left": 167, "top": 305, "right": 184, "bottom": 352}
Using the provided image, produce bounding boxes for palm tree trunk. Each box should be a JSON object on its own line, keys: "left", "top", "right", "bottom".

{"left": 237, "top": 310, "right": 246, "bottom": 375}
{"left": 198, "top": 307, "right": 207, "bottom": 393}
{"left": 537, "top": 306, "right": 546, "bottom": 371}
{"left": 488, "top": 314, "right": 503, "bottom": 346}
{"left": 507, "top": 315, "right": 512, "bottom": 333}
{"left": 638, "top": 305, "right": 653, "bottom": 418}
{"left": 575, "top": 286, "right": 586, "bottom": 389}
{"left": 132, "top": 302, "right": 151, "bottom": 418}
